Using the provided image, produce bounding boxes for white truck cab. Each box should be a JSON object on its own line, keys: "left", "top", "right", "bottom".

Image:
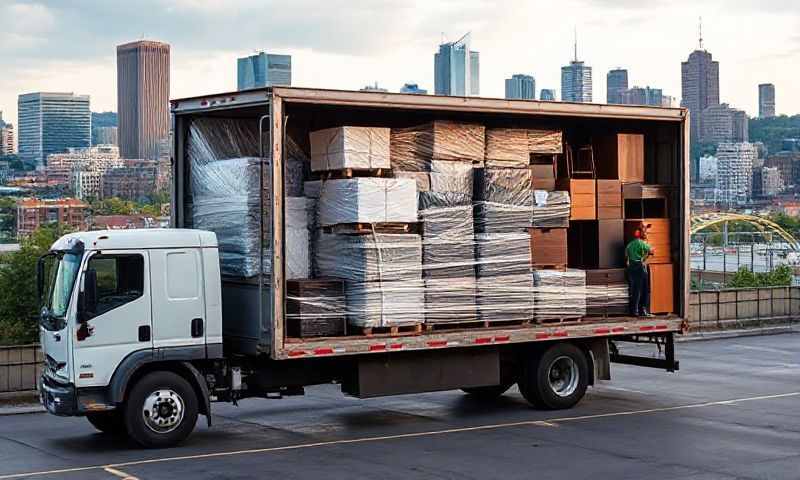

{"left": 38, "top": 229, "right": 223, "bottom": 447}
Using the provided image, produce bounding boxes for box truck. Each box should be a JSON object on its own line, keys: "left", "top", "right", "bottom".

{"left": 38, "top": 87, "right": 688, "bottom": 448}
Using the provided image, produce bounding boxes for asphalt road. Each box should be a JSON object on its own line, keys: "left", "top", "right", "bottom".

{"left": 1, "top": 333, "right": 799, "bottom": 480}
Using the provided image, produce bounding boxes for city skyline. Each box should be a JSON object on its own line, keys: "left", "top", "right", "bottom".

{"left": 0, "top": 1, "right": 798, "bottom": 123}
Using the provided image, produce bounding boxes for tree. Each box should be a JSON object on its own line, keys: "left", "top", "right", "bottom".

{"left": 726, "top": 265, "right": 793, "bottom": 289}
{"left": 0, "top": 225, "right": 70, "bottom": 345}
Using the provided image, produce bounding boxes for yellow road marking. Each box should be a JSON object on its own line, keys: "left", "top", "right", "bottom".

{"left": 103, "top": 467, "right": 139, "bottom": 480}
{"left": 1, "top": 391, "right": 798, "bottom": 480}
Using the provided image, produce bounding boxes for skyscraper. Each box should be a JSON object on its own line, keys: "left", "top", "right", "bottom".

{"left": 540, "top": 89, "right": 556, "bottom": 101}
{"left": 237, "top": 52, "right": 292, "bottom": 90}
{"left": 17, "top": 92, "right": 91, "bottom": 168}
{"left": 716, "top": 142, "right": 756, "bottom": 207}
{"left": 621, "top": 86, "right": 663, "bottom": 106}
{"left": 505, "top": 74, "right": 535, "bottom": 100}
{"left": 1, "top": 124, "right": 14, "bottom": 155}
{"left": 681, "top": 32, "right": 720, "bottom": 148}
{"left": 758, "top": 83, "right": 776, "bottom": 118}
{"left": 117, "top": 40, "right": 170, "bottom": 160}
{"left": 434, "top": 33, "right": 479, "bottom": 96}
{"left": 701, "top": 103, "right": 749, "bottom": 144}
{"left": 606, "top": 69, "right": 628, "bottom": 104}
{"left": 561, "top": 34, "right": 592, "bottom": 103}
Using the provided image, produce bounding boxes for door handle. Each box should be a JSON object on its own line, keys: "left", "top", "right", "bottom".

{"left": 191, "top": 318, "right": 203, "bottom": 338}
{"left": 138, "top": 325, "right": 151, "bottom": 342}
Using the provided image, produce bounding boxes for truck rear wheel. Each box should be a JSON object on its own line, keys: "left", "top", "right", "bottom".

{"left": 124, "top": 371, "right": 199, "bottom": 448}
{"left": 86, "top": 411, "right": 126, "bottom": 435}
{"left": 519, "top": 343, "right": 588, "bottom": 410}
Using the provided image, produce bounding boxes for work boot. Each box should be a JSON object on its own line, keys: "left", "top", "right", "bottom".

{"left": 640, "top": 310, "right": 654, "bottom": 318}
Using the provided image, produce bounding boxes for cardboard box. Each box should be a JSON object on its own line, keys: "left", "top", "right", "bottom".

{"left": 310, "top": 126, "right": 390, "bottom": 172}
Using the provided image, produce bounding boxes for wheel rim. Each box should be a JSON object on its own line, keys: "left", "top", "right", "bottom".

{"left": 142, "top": 389, "right": 185, "bottom": 434}
{"left": 547, "top": 356, "right": 579, "bottom": 397}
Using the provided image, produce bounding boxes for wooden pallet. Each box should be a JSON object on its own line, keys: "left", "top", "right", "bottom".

{"left": 355, "top": 323, "right": 423, "bottom": 337}
{"left": 424, "top": 318, "right": 532, "bottom": 331}
{"left": 324, "top": 222, "right": 420, "bottom": 235}
{"left": 537, "top": 316, "right": 583, "bottom": 324}
{"left": 322, "top": 168, "right": 386, "bottom": 180}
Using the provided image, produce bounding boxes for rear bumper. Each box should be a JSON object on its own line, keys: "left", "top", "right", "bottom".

{"left": 39, "top": 374, "right": 77, "bottom": 416}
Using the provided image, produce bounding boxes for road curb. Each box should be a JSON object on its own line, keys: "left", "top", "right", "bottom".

{"left": 0, "top": 404, "right": 45, "bottom": 416}
{"left": 680, "top": 324, "right": 799, "bottom": 342}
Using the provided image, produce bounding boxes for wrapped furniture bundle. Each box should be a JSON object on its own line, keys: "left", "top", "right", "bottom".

{"left": 390, "top": 121, "right": 485, "bottom": 171}
{"left": 286, "top": 279, "right": 346, "bottom": 338}
{"left": 474, "top": 167, "right": 533, "bottom": 233}
{"left": 585, "top": 268, "right": 629, "bottom": 316}
{"left": 532, "top": 269, "right": 587, "bottom": 321}
{"left": 531, "top": 190, "right": 571, "bottom": 228}
{"left": 527, "top": 129, "right": 563, "bottom": 154}
{"left": 484, "top": 128, "right": 530, "bottom": 168}
{"left": 310, "top": 126, "right": 390, "bottom": 172}
{"left": 420, "top": 204, "right": 475, "bottom": 279}
{"left": 285, "top": 197, "right": 310, "bottom": 280}
{"left": 474, "top": 232, "right": 531, "bottom": 278}
{"left": 318, "top": 178, "right": 417, "bottom": 226}
{"left": 394, "top": 160, "right": 474, "bottom": 198}
{"left": 477, "top": 274, "right": 534, "bottom": 323}
{"left": 424, "top": 276, "right": 479, "bottom": 324}
{"left": 316, "top": 233, "right": 424, "bottom": 328}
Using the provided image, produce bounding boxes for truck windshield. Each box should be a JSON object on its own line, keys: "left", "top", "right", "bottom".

{"left": 41, "top": 252, "right": 81, "bottom": 330}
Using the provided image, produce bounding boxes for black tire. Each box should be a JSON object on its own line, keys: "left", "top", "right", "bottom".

{"left": 461, "top": 382, "right": 514, "bottom": 400}
{"left": 124, "top": 371, "right": 199, "bottom": 448}
{"left": 86, "top": 411, "right": 126, "bottom": 435}
{"left": 519, "top": 343, "right": 589, "bottom": 410}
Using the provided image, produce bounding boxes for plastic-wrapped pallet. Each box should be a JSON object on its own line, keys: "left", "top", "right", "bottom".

{"left": 420, "top": 204, "right": 475, "bottom": 279}
{"left": 318, "top": 178, "right": 417, "bottom": 226}
{"left": 310, "top": 126, "right": 390, "bottom": 172}
{"left": 484, "top": 128, "right": 530, "bottom": 168}
{"left": 395, "top": 160, "right": 474, "bottom": 198}
{"left": 424, "top": 276, "right": 479, "bottom": 324}
{"left": 527, "top": 129, "right": 563, "bottom": 154}
{"left": 286, "top": 197, "right": 310, "bottom": 280}
{"left": 476, "top": 274, "right": 534, "bottom": 323}
{"left": 390, "top": 121, "right": 485, "bottom": 171}
{"left": 474, "top": 232, "right": 531, "bottom": 278}
{"left": 345, "top": 280, "right": 425, "bottom": 328}
{"left": 532, "top": 269, "right": 587, "bottom": 321}
{"left": 316, "top": 233, "right": 422, "bottom": 283}
{"left": 531, "top": 190, "right": 571, "bottom": 228}
{"left": 586, "top": 284, "right": 629, "bottom": 316}
{"left": 474, "top": 167, "right": 533, "bottom": 233}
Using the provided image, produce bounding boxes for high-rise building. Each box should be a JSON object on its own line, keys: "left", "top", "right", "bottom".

{"left": 606, "top": 69, "right": 628, "bottom": 104}
{"left": 0, "top": 111, "right": 5, "bottom": 128}
{"left": 698, "top": 154, "right": 718, "bottom": 184}
{"left": 621, "top": 86, "right": 663, "bottom": 106}
{"left": 505, "top": 74, "right": 535, "bottom": 100}
{"left": 681, "top": 42, "right": 720, "bottom": 147}
{"left": 1, "top": 124, "right": 14, "bottom": 155}
{"left": 117, "top": 40, "right": 170, "bottom": 161}
{"left": 561, "top": 61, "right": 592, "bottom": 103}
{"left": 715, "top": 142, "right": 756, "bottom": 207}
{"left": 102, "top": 160, "right": 158, "bottom": 202}
{"left": 540, "top": 89, "right": 556, "bottom": 101}
{"left": 758, "top": 83, "right": 776, "bottom": 118}
{"left": 94, "top": 126, "right": 118, "bottom": 146}
{"left": 237, "top": 52, "right": 292, "bottom": 90}
{"left": 701, "top": 103, "right": 748, "bottom": 144}
{"left": 399, "top": 83, "right": 427, "bottom": 95}
{"left": 17, "top": 92, "right": 91, "bottom": 168}
{"left": 760, "top": 166, "right": 785, "bottom": 197}
{"left": 661, "top": 95, "right": 676, "bottom": 108}
{"left": 434, "top": 33, "right": 479, "bottom": 96}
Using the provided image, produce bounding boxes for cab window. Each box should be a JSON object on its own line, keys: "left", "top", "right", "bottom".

{"left": 87, "top": 254, "right": 144, "bottom": 317}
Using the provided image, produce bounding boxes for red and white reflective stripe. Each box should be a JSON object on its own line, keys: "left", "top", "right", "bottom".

{"left": 428, "top": 340, "right": 460, "bottom": 348}
{"left": 389, "top": 343, "right": 404, "bottom": 350}
{"left": 594, "top": 327, "right": 611, "bottom": 335}
{"left": 612, "top": 326, "right": 626, "bottom": 333}
{"left": 535, "top": 332, "right": 550, "bottom": 340}
{"left": 369, "top": 344, "right": 387, "bottom": 352}
{"left": 494, "top": 335, "right": 510, "bottom": 342}
{"left": 552, "top": 330, "right": 568, "bottom": 338}
{"left": 655, "top": 324, "right": 669, "bottom": 330}
{"left": 288, "top": 350, "right": 306, "bottom": 357}
{"left": 474, "top": 337, "right": 493, "bottom": 344}
{"left": 313, "top": 347, "right": 345, "bottom": 356}
{"left": 639, "top": 325, "right": 656, "bottom": 332}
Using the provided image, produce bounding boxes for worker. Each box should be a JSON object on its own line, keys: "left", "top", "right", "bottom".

{"left": 626, "top": 224, "right": 654, "bottom": 317}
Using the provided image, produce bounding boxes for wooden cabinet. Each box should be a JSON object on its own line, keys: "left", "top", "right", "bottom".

{"left": 529, "top": 227, "right": 567, "bottom": 268}
{"left": 596, "top": 179, "right": 622, "bottom": 219}
{"left": 624, "top": 219, "right": 671, "bottom": 264}
{"left": 649, "top": 263, "right": 674, "bottom": 314}
{"left": 557, "top": 178, "right": 596, "bottom": 220}
{"left": 568, "top": 220, "right": 625, "bottom": 269}
{"left": 594, "top": 133, "right": 644, "bottom": 182}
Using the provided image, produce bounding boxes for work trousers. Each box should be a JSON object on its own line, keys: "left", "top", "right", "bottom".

{"left": 627, "top": 261, "right": 650, "bottom": 315}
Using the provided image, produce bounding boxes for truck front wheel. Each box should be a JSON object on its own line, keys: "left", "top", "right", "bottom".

{"left": 86, "top": 411, "right": 126, "bottom": 434}
{"left": 519, "top": 343, "right": 588, "bottom": 410}
{"left": 124, "top": 371, "right": 199, "bottom": 448}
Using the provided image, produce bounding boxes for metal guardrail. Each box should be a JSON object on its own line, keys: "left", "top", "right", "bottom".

{"left": 0, "top": 344, "right": 42, "bottom": 394}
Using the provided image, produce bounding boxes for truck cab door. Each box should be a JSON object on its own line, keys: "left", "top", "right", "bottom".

{"left": 148, "top": 248, "right": 206, "bottom": 352}
{"left": 73, "top": 251, "right": 152, "bottom": 388}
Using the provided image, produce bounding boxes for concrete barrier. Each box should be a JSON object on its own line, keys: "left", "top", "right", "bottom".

{"left": 0, "top": 345, "right": 43, "bottom": 394}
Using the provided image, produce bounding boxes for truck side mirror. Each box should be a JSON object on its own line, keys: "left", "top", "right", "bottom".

{"left": 83, "top": 269, "right": 98, "bottom": 319}
{"left": 36, "top": 256, "right": 45, "bottom": 301}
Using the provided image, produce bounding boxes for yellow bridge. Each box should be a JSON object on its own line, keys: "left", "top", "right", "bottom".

{"left": 690, "top": 212, "right": 800, "bottom": 250}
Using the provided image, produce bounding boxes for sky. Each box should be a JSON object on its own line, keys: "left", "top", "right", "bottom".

{"left": 1, "top": 0, "right": 799, "bottom": 127}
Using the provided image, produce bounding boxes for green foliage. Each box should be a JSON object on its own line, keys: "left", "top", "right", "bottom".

{"left": 0, "top": 197, "right": 15, "bottom": 238}
{"left": 726, "top": 265, "right": 793, "bottom": 289}
{"left": 749, "top": 115, "right": 800, "bottom": 155}
{"left": 89, "top": 197, "right": 164, "bottom": 217}
{"left": 768, "top": 212, "right": 800, "bottom": 237}
{"left": 0, "top": 225, "right": 71, "bottom": 345}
